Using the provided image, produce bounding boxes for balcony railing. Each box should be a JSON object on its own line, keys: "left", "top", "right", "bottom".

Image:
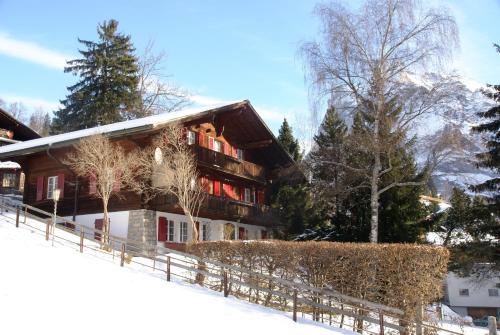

{"left": 154, "top": 194, "right": 280, "bottom": 227}
{"left": 206, "top": 195, "right": 280, "bottom": 226}
{"left": 193, "top": 146, "right": 265, "bottom": 182}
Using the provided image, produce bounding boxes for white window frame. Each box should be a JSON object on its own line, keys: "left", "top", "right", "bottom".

{"left": 244, "top": 188, "right": 251, "bottom": 202}
{"left": 213, "top": 140, "right": 222, "bottom": 153}
{"left": 187, "top": 130, "right": 196, "bottom": 145}
{"left": 2, "top": 173, "right": 16, "bottom": 188}
{"left": 458, "top": 288, "right": 469, "bottom": 296}
{"left": 47, "top": 175, "right": 58, "bottom": 200}
{"left": 237, "top": 148, "right": 244, "bottom": 160}
{"left": 180, "top": 221, "right": 188, "bottom": 242}
{"left": 167, "top": 220, "right": 175, "bottom": 242}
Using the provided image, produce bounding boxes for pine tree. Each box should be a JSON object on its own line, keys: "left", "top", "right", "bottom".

{"left": 51, "top": 19, "right": 140, "bottom": 134}
{"left": 277, "top": 119, "right": 302, "bottom": 162}
{"left": 472, "top": 44, "right": 500, "bottom": 213}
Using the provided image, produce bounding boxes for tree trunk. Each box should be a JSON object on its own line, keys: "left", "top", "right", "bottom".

{"left": 369, "top": 163, "right": 380, "bottom": 243}
{"left": 103, "top": 198, "right": 110, "bottom": 249}
{"left": 185, "top": 210, "right": 199, "bottom": 243}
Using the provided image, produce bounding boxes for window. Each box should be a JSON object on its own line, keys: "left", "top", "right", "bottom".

{"left": 237, "top": 148, "right": 244, "bottom": 160}
{"left": 187, "top": 130, "right": 196, "bottom": 145}
{"left": 488, "top": 289, "right": 499, "bottom": 297}
{"left": 180, "top": 222, "right": 188, "bottom": 242}
{"left": 2, "top": 173, "right": 16, "bottom": 188}
{"left": 244, "top": 188, "right": 251, "bottom": 202}
{"left": 167, "top": 220, "right": 175, "bottom": 242}
{"left": 213, "top": 140, "right": 222, "bottom": 152}
{"left": 459, "top": 289, "right": 469, "bottom": 296}
{"left": 47, "top": 176, "right": 58, "bottom": 199}
{"left": 201, "top": 223, "right": 209, "bottom": 241}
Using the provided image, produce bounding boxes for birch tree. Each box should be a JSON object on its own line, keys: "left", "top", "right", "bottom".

{"left": 301, "top": 0, "right": 458, "bottom": 242}
{"left": 65, "top": 134, "right": 131, "bottom": 248}
{"left": 132, "top": 41, "right": 190, "bottom": 118}
{"left": 129, "top": 124, "right": 205, "bottom": 242}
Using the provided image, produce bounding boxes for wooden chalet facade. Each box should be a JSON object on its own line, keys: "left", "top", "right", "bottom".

{"left": 0, "top": 101, "right": 296, "bottom": 246}
{"left": 0, "top": 106, "right": 40, "bottom": 194}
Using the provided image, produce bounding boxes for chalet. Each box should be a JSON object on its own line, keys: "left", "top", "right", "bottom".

{"left": 0, "top": 106, "right": 40, "bottom": 194}
{"left": 0, "top": 101, "right": 297, "bottom": 247}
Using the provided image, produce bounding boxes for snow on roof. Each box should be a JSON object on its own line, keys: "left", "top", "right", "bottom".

{"left": 0, "top": 161, "right": 20, "bottom": 169}
{"left": 0, "top": 101, "right": 243, "bottom": 157}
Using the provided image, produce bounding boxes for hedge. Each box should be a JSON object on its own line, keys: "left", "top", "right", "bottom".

{"left": 187, "top": 241, "right": 449, "bottom": 318}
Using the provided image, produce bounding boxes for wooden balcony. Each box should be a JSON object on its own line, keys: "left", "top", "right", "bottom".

{"left": 153, "top": 194, "right": 281, "bottom": 227}
{"left": 193, "top": 146, "right": 266, "bottom": 183}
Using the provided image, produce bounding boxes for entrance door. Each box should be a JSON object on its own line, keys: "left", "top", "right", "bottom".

{"left": 158, "top": 217, "right": 167, "bottom": 242}
{"left": 94, "top": 219, "right": 103, "bottom": 241}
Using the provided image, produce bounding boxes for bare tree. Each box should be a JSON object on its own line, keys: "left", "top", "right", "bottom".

{"left": 28, "top": 107, "right": 51, "bottom": 136}
{"left": 128, "top": 124, "right": 205, "bottom": 242}
{"left": 64, "top": 134, "right": 132, "bottom": 248}
{"left": 131, "top": 40, "right": 190, "bottom": 118}
{"left": 301, "top": 0, "right": 459, "bottom": 242}
{"left": 2, "top": 101, "right": 28, "bottom": 123}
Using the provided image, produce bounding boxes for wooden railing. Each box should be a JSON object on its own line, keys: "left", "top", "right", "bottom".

{"left": 194, "top": 145, "right": 266, "bottom": 182}
{"left": 0, "top": 197, "right": 464, "bottom": 335}
{"left": 154, "top": 193, "right": 280, "bottom": 226}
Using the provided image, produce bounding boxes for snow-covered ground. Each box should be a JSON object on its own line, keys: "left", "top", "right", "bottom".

{"left": 0, "top": 210, "right": 354, "bottom": 335}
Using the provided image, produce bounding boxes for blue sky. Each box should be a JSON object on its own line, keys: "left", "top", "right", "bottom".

{"left": 0, "top": 0, "right": 499, "bottom": 139}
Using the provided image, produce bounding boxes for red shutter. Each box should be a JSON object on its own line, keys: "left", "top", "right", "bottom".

{"left": 223, "top": 143, "right": 230, "bottom": 155}
{"left": 89, "top": 173, "right": 97, "bottom": 194}
{"left": 158, "top": 217, "right": 167, "bottom": 242}
{"left": 214, "top": 180, "right": 221, "bottom": 196}
{"left": 198, "top": 132, "right": 205, "bottom": 147}
{"left": 36, "top": 176, "right": 44, "bottom": 201}
{"left": 57, "top": 173, "right": 65, "bottom": 198}
{"left": 257, "top": 190, "right": 265, "bottom": 205}
{"left": 238, "top": 227, "right": 245, "bottom": 240}
{"left": 223, "top": 183, "right": 234, "bottom": 199}
{"left": 208, "top": 137, "right": 214, "bottom": 150}
{"left": 231, "top": 146, "right": 237, "bottom": 158}
{"left": 261, "top": 230, "right": 268, "bottom": 240}
{"left": 239, "top": 187, "right": 245, "bottom": 201}
{"left": 113, "top": 170, "right": 121, "bottom": 192}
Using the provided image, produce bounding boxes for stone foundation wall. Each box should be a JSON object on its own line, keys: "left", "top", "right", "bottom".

{"left": 126, "top": 209, "right": 156, "bottom": 254}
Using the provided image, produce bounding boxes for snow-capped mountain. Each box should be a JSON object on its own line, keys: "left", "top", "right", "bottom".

{"left": 410, "top": 73, "right": 497, "bottom": 198}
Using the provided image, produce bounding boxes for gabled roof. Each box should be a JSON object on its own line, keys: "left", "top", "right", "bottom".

{"left": 0, "top": 100, "right": 296, "bottom": 168}
{"left": 0, "top": 107, "right": 41, "bottom": 141}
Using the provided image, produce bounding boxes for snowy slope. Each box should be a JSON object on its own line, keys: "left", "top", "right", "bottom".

{"left": 0, "top": 212, "right": 353, "bottom": 335}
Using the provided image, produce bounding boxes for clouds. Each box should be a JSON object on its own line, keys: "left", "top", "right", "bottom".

{"left": 0, "top": 33, "right": 73, "bottom": 70}
{"left": 0, "top": 93, "right": 61, "bottom": 112}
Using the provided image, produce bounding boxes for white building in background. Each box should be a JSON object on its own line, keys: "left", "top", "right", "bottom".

{"left": 444, "top": 272, "right": 500, "bottom": 320}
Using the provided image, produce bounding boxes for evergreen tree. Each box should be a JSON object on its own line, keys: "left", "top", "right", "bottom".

{"left": 471, "top": 44, "right": 500, "bottom": 213}
{"left": 51, "top": 19, "right": 140, "bottom": 134}
{"left": 304, "top": 105, "right": 427, "bottom": 243}
{"left": 277, "top": 118, "right": 302, "bottom": 161}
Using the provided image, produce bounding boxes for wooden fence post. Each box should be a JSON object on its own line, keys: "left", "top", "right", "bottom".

{"left": 223, "top": 270, "right": 229, "bottom": 297}
{"left": 379, "top": 310, "right": 384, "bottom": 335}
{"left": 15, "top": 207, "right": 20, "bottom": 228}
{"left": 293, "top": 289, "right": 298, "bottom": 322}
{"left": 167, "top": 256, "right": 171, "bottom": 282}
{"left": 120, "top": 243, "right": 125, "bottom": 267}
{"left": 488, "top": 316, "right": 497, "bottom": 335}
{"left": 153, "top": 246, "right": 157, "bottom": 271}
{"left": 24, "top": 207, "right": 27, "bottom": 223}
{"left": 45, "top": 220, "right": 50, "bottom": 241}
{"left": 415, "top": 300, "right": 423, "bottom": 335}
{"left": 79, "top": 229, "right": 84, "bottom": 253}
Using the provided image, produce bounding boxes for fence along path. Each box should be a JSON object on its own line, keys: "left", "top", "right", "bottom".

{"left": 0, "top": 198, "right": 463, "bottom": 335}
